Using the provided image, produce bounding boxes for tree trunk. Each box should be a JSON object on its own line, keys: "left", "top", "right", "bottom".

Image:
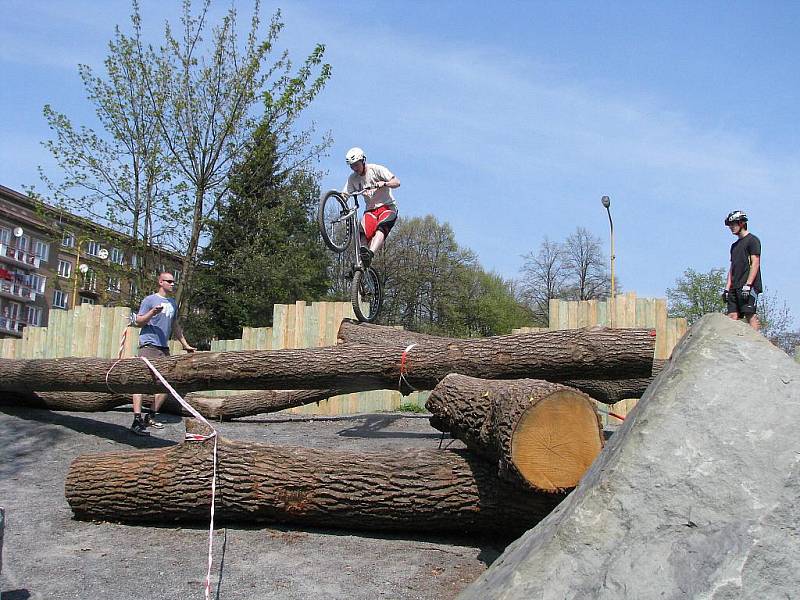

{"left": 0, "top": 388, "right": 340, "bottom": 420}
{"left": 64, "top": 421, "right": 564, "bottom": 537}
{"left": 426, "top": 375, "right": 603, "bottom": 492}
{"left": 0, "top": 327, "right": 655, "bottom": 396}
{"left": 338, "top": 320, "right": 661, "bottom": 403}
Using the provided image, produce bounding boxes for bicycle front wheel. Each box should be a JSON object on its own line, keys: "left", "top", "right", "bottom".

{"left": 351, "top": 267, "right": 383, "bottom": 323}
{"left": 318, "top": 191, "right": 353, "bottom": 253}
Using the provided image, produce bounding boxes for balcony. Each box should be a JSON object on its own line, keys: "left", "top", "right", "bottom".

{"left": 80, "top": 278, "right": 100, "bottom": 296}
{"left": 0, "top": 317, "right": 25, "bottom": 337}
{"left": 0, "top": 279, "right": 36, "bottom": 302}
{"left": 0, "top": 242, "right": 40, "bottom": 270}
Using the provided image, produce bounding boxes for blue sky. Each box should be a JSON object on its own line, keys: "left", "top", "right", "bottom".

{"left": 1, "top": 1, "right": 798, "bottom": 323}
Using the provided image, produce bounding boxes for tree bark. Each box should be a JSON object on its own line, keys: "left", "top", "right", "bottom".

{"left": 64, "top": 421, "right": 564, "bottom": 537}
{"left": 426, "top": 375, "right": 603, "bottom": 492}
{"left": 0, "top": 327, "right": 655, "bottom": 396}
{"left": 339, "top": 319, "right": 661, "bottom": 403}
{"left": 0, "top": 388, "right": 340, "bottom": 420}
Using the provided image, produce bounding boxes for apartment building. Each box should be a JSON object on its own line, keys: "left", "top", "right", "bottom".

{"left": 0, "top": 183, "right": 184, "bottom": 338}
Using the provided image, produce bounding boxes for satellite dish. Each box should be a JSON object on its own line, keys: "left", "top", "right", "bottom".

{"left": 98, "top": 248, "right": 109, "bottom": 260}
{"left": 12, "top": 227, "right": 23, "bottom": 238}
{"left": 79, "top": 264, "right": 89, "bottom": 274}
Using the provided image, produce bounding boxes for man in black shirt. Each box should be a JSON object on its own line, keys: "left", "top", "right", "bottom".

{"left": 722, "top": 210, "right": 762, "bottom": 331}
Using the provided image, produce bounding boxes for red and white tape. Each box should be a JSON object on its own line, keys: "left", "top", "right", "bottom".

{"left": 105, "top": 328, "right": 219, "bottom": 600}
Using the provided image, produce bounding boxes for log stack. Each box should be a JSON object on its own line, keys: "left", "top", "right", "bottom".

{"left": 0, "top": 320, "right": 658, "bottom": 534}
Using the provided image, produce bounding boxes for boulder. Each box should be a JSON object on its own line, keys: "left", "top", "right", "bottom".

{"left": 460, "top": 314, "right": 800, "bottom": 599}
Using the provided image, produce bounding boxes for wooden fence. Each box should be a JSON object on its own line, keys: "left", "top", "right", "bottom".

{"left": 1, "top": 294, "right": 687, "bottom": 418}
{"left": 0, "top": 301, "right": 427, "bottom": 415}
{"left": 513, "top": 292, "right": 689, "bottom": 424}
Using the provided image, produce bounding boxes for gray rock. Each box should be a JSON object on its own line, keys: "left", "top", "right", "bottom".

{"left": 460, "top": 314, "right": 800, "bottom": 600}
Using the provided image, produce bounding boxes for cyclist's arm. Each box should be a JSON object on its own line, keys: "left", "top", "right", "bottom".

{"left": 380, "top": 175, "right": 400, "bottom": 189}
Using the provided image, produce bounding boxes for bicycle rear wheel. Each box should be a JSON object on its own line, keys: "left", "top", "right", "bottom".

{"left": 318, "top": 191, "right": 353, "bottom": 253}
{"left": 351, "top": 266, "right": 383, "bottom": 323}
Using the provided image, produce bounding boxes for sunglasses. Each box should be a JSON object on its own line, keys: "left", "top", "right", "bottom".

{"left": 161, "top": 279, "right": 175, "bottom": 284}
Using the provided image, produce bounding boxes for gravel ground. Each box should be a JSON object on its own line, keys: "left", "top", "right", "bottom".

{"left": 0, "top": 406, "right": 506, "bottom": 600}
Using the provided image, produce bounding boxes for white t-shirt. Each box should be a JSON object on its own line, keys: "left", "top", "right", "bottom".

{"left": 343, "top": 163, "right": 397, "bottom": 211}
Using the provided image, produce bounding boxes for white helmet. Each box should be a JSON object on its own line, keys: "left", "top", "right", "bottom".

{"left": 345, "top": 147, "right": 366, "bottom": 165}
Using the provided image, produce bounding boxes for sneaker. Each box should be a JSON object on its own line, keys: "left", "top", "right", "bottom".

{"left": 359, "top": 246, "right": 374, "bottom": 268}
{"left": 143, "top": 413, "right": 165, "bottom": 429}
{"left": 131, "top": 419, "right": 150, "bottom": 436}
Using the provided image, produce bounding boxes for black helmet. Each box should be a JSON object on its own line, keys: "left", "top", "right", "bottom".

{"left": 724, "top": 210, "right": 748, "bottom": 226}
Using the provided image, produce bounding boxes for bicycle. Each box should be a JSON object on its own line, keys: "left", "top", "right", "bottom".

{"left": 318, "top": 188, "right": 384, "bottom": 322}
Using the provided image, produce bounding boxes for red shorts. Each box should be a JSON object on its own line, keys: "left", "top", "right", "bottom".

{"left": 361, "top": 205, "right": 398, "bottom": 241}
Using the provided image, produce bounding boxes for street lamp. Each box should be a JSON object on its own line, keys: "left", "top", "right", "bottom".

{"left": 601, "top": 195, "right": 615, "bottom": 325}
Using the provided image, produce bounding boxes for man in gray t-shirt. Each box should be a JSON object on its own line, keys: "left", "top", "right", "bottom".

{"left": 130, "top": 272, "right": 196, "bottom": 436}
{"left": 343, "top": 146, "right": 400, "bottom": 267}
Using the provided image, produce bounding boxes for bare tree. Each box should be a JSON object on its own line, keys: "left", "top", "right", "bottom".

{"left": 519, "top": 238, "right": 567, "bottom": 324}
{"left": 562, "top": 227, "right": 612, "bottom": 300}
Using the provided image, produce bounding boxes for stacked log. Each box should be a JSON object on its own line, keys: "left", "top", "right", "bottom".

{"left": 0, "top": 324, "right": 656, "bottom": 405}
{"left": 426, "top": 374, "right": 604, "bottom": 492}
{"left": 64, "top": 420, "right": 563, "bottom": 537}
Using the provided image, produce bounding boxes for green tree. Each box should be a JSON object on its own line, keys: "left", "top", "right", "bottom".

{"left": 666, "top": 267, "right": 727, "bottom": 324}
{"left": 187, "top": 124, "right": 330, "bottom": 342}
{"left": 37, "top": 16, "right": 177, "bottom": 297}
{"left": 140, "top": 0, "right": 331, "bottom": 314}
{"left": 39, "top": 0, "right": 331, "bottom": 315}
{"left": 373, "top": 215, "right": 532, "bottom": 336}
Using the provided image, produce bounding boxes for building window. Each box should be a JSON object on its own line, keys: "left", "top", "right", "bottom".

{"left": 173, "top": 269, "right": 182, "bottom": 283}
{"left": 85, "top": 240, "right": 102, "bottom": 257}
{"left": 33, "top": 239, "right": 50, "bottom": 262}
{"left": 62, "top": 231, "right": 76, "bottom": 248}
{"left": 80, "top": 296, "right": 96, "bottom": 305}
{"left": 110, "top": 247, "right": 125, "bottom": 265}
{"left": 131, "top": 254, "right": 140, "bottom": 268}
{"left": 26, "top": 306, "right": 43, "bottom": 326}
{"left": 129, "top": 281, "right": 139, "bottom": 298}
{"left": 53, "top": 290, "right": 68, "bottom": 309}
{"left": 29, "top": 274, "right": 46, "bottom": 294}
{"left": 107, "top": 276, "right": 121, "bottom": 293}
{"left": 57, "top": 259, "right": 73, "bottom": 279}
{"left": 0, "top": 227, "right": 9, "bottom": 245}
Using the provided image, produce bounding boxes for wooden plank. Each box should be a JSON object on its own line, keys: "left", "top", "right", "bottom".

{"left": 625, "top": 292, "right": 637, "bottom": 328}
{"left": 272, "top": 304, "right": 288, "bottom": 350}
{"left": 654, "top": 298, "right": 668, "bottom": 359}
{"left": 316, "top": 302, "right": 329, "bottom": 347}
{"left": 597, "top": 301, "right": 608, "bottom": 327}
{"left": 587, "top": 299, "right": 598, "bottom": 326}
{"left": 548, "top": 298, "right": 559, "bottom": 330}
{"left": 567, "top": 300, "right": 579, "bottom": 329}
{"left": 577, "top": 301, "right": 589, "bottom": 328}
{"left": 614, "top": 294, "right": 627, "bottom": 329}
{"left": 294, "top": 300, "right": 306, "bottom": 349}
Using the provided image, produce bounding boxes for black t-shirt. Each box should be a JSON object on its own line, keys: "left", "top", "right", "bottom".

{"left": 729, "top": 233, "right": 762, "bottom": 293}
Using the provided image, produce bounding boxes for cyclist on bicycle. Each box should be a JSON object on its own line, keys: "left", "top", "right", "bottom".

{"left": 343, "top": 147, "right": 400, "bottom": 267}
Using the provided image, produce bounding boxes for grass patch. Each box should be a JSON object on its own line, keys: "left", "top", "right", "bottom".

{"left": 397, "top": 401, "right": 427, "bottom": 413}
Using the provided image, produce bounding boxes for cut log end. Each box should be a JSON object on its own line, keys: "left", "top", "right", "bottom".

{"left": 511, "top": 391, "right": 603, "bottom": 492}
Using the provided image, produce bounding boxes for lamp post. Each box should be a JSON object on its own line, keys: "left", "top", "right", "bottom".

{"left": 601, "top": 195, "right": 615, "bottom": 326}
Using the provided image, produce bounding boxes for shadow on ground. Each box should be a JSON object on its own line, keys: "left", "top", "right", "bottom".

{"left": 336, "top": 414, "right": 443, "bottom": 440}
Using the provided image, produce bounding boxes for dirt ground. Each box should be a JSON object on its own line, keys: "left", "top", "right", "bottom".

{"left": 0, "top": 405, "right": 507, "bottom": 600}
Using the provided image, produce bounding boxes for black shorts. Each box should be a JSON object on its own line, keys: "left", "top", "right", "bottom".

{"left": 726, "top": 289, "right": 758, "bottom": 316}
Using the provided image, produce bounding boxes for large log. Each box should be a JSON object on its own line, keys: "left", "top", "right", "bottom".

{"left": 426, "top": 374, "right": 603, "bottom": 492}
{"left": 339, "top": 319, "right": 661, "bottom": 403}
{"left": 0, "top": 327, "right": 655, "bottom": 396}
{"left": 460, "top": 314, "right": 800, "bottom": 599}
{"left": 1, "top": 388, "right": 339, "bottom": 420}
{"left": 64, "top": 421, "right": 564, "bottom": 536}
